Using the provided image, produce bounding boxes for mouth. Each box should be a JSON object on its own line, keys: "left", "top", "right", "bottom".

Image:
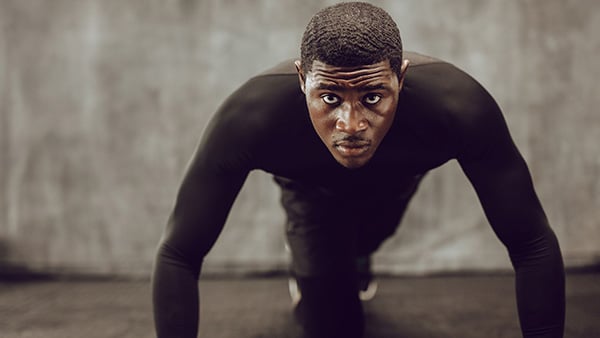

{"left": 334, "top": 140, "right": 371, "bottom": 157}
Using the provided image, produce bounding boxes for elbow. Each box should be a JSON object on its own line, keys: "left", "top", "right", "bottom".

{"left": 507, "top": 229, "right": 564, "bottom": 271}
{"left": 155, "top": 240, "right": 203, "bottom": 279}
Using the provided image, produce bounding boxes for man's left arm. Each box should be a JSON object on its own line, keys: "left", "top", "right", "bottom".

{"left": 455, "top": 87, "right": 565, "bottom": 337}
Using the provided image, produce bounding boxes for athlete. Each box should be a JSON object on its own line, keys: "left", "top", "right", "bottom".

{"left": 152, "top": 2, "right": 565, "bottom": 337}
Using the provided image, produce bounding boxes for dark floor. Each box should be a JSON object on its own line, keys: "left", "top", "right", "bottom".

{"left": 0, "top": 273, "right": 597, "bottom": 338}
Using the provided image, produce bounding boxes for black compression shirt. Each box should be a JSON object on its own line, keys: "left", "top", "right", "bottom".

{"left": 153, "top": 52, "right": 565, "bottom": 337}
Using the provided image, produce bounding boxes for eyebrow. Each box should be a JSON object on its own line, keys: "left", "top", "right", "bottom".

{"left": 316, "top": 82, "right": 388, "bottom": 92}
{"left": 361, "top": 83, "right": 388, "bottom": 91}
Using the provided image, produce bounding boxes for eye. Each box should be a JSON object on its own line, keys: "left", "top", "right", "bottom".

{"left": 321, "top": 94, "right": 340, "bottom": 105}
{"left": 363, "top": 94, "right": 382, "bottom": 105}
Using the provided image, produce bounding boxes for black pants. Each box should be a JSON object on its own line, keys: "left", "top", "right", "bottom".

{"left": 274, "top": 175, "right": 423, "bottom": 338}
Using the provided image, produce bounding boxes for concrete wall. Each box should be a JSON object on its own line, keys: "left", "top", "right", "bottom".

{"left": 1, "top": 0, "right": 598, "bottom": 277}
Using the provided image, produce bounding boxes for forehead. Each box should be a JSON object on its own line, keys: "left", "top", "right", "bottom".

{"left": 306, "top": 60, "right": 396, "bottom": 88}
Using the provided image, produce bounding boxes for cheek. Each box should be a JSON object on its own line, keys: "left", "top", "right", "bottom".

{"left": 373, "top": 99, "right": 398, "bottom": 126}
{"left": 370, "top": 108, "right": 396, "bottom": 139}
{"left": 308, "top": 102, "right": 335, "bottom": 126}
{"left": 379, "top": 97, "right": 398, "bottom": 116}
{"left": 307, "top": 105, "right": 332, "bottom": 137}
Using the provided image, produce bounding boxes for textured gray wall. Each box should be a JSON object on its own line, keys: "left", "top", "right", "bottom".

{"left": 1, "top": 0, "right": 599, "bottom": 277}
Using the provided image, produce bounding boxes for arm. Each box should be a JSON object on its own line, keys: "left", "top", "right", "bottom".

{"left": 152, "top": 67, "right": 303, "bottom": 337}
{"left": 457, "top": 96, "right": 565, "bottom": 337}
{"left": 152, "top": 85, "right": 257, "bottom": 337}
{"left": 152, "top": 165, "right": 247, "bottom": 337}
{"left": 461, "top": 145, "right": 565, "bottom": 337}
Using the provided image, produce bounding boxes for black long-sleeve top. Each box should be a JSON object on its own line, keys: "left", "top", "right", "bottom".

{"left": 153, "top": 52, "right": 565, "bottom": 337}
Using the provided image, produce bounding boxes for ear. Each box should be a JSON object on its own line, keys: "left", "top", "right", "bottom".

{"left": 294, "top": 60, "right": 306, "bottom": 93}
{"left": 398, "top": 59, "right": 410, "bottom": 90}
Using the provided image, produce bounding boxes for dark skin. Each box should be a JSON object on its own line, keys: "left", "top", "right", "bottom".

{"left": 295, "top": 59, "right": 410, "bottom": 169}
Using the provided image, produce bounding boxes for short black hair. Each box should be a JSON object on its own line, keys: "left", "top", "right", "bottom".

{"left": 300, "top": 2, "right": 403, "bottom": 76}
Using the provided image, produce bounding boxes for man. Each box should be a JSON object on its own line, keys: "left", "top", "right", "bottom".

{"left": 153, "top": 2, "right": 565, "bottom": 337}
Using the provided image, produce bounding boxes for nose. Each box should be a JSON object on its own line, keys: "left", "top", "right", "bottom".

{"left": 335, "top": 104, "right": 368, "bottom": 134}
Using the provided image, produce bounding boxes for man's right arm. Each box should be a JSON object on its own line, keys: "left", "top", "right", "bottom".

{"left": 152, "top": 140, "right": 249, "bottom": 337}
{"left": 152, "top": 168, "right": 245, "bottom": 338}
{"left": 152, "top": 69, "right": 300, "bottom": 337}
{"left": 152, "top": 84, "right": 259, "bottom": 336}
{"left": 152, "top": 140, "right": 249, "bottom": 336}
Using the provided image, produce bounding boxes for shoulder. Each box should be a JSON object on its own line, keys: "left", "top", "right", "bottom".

{"left": 199, "top": 60, "right": 307, "bottom": 166}
{"left": 404, "top": 52, "right": 494, "bottom": 112}
{"left": 209, "top": 59, "right": 304, "bottom": 132}
{"left": 401, "top": 52, "right": 506, "bottom": 158}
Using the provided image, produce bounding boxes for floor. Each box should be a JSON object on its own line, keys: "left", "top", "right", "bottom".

{"left": 0, "top": 273, "right": 597, "bottom": 337}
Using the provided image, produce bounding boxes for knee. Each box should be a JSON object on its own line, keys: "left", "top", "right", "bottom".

{"left": 295, "top": 275, "right": 365, "bottom": 338}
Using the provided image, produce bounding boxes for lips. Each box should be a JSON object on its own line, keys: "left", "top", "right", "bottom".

{"left": 334, "top": 140, "right": 371, "bottom": 157}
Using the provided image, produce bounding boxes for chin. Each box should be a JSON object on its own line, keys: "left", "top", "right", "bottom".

{"left": 330, "top": 147, "right": 374, "bottom": 169}
{"left": 336, "top": 156, "right": 371, "bottom": 170}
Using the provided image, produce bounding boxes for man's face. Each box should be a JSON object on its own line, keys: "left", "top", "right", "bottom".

{"left": 296, "top": 59, "right": 408, "bottom": 169}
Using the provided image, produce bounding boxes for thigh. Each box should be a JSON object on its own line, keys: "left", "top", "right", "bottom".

{"left": 275, "top": 179, "right": 366, "bottom": 336}
{"left": 285, "top": 200, "right": 358, "bottom": 277}
{"left": 274, "top": 174, "right": 425, "bottom": 276}
{"left": 274, "top": 176, "right": 359, "bottom": 277}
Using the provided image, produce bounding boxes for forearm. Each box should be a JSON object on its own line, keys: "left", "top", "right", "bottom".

{"left": 510, "top": 230, "right": 565, "bottom": 338}
{"left": 153, "top": 244, "right": 202, "bottom": 338}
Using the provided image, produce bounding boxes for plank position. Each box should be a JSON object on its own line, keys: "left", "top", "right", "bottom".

{"left": 152, "top": 2, "right": 565, "bottom": 337}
